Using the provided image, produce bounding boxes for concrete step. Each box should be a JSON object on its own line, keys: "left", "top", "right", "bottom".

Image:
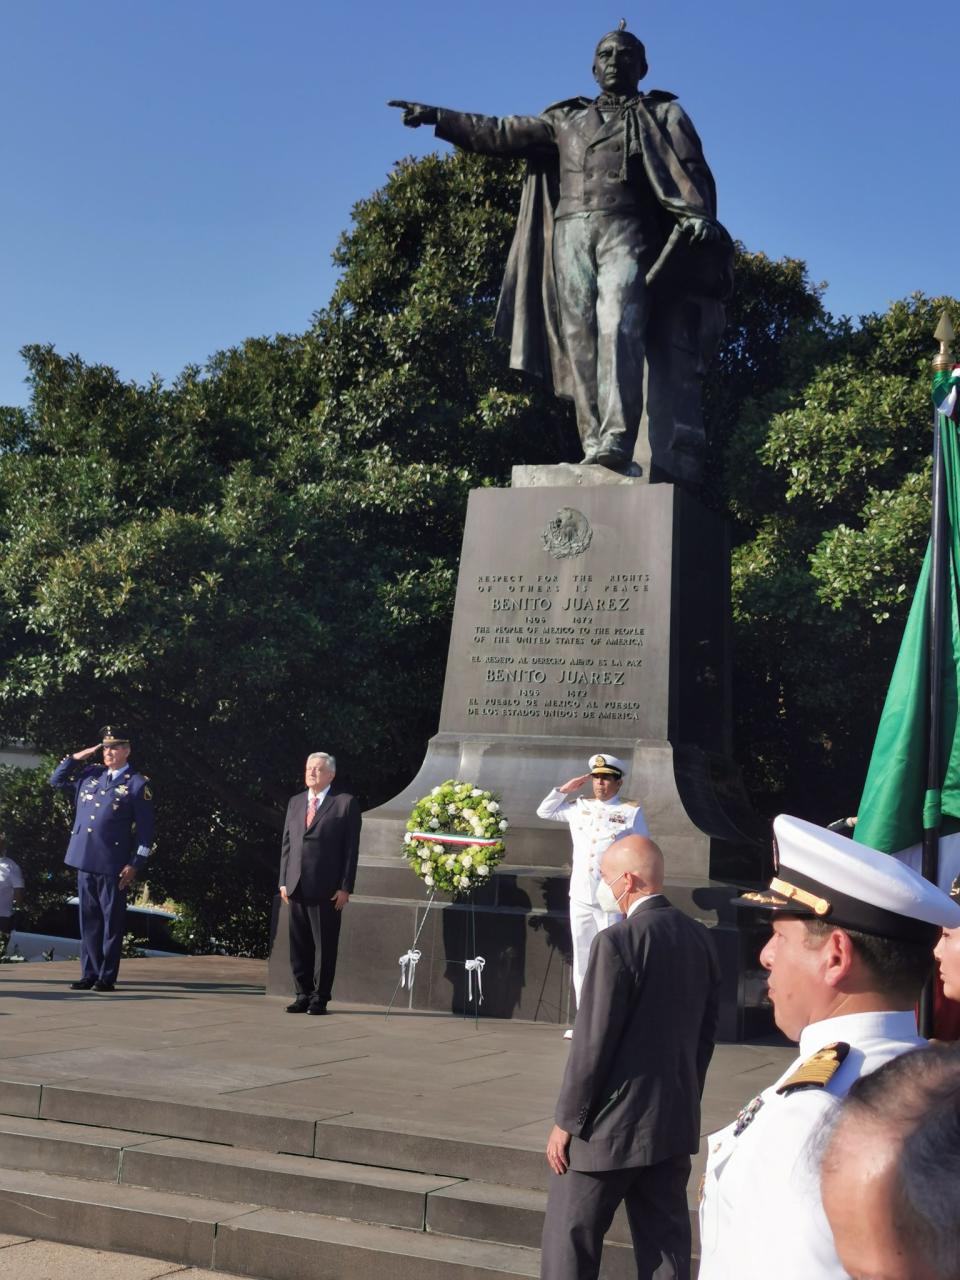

{"left": 0, "top": 1165, "right": 256, "bottom": 1268}
{"left": 0, "top": 1166, "right": 543, "bottom": 1280}
{"left": 215, "top": 1203, "right": 543, "bottom": 1280}
{"left": 121, "top": 1137, "right": 464, "bottom": 1231}
{"left": 0, "top": 1115, "right": 465, "bottom": 1232}
{"left": 0, "top": 1113, "right": 157, "bottom": 1180}
{"left": 0, "top": 1116, "right": 681, "bottom": 1280}
{"left": 36, "top": 1082, "right": 319, "bottom": 1156}
{"left": 22, "top": 1082, "right": 552, "bottom": 1190}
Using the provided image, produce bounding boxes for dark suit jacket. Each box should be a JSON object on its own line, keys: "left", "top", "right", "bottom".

{"left": 556, "top": 894, "right": 720, "bottom": 1172}
{"left": 278, "top": 789, "right": 361, "bottom": 902}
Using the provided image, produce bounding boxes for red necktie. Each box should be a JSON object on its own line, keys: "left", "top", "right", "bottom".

{"left": 306, "top": 796, "right": 318, "bottom": 828}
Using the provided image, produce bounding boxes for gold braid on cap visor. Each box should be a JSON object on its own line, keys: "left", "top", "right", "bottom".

{"left": 768, "top": 877, "right": 832, "bottom": 917}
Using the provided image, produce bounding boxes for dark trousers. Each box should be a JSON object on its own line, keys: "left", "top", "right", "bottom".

{"left": 540, "top": 1153, "right": 692, "bottom": 1280}
{"left": 77, "top": 870, "right": 127, "bottom": 984}
{"left": 288, "top": 888, "right": 342, "bottom": 1003}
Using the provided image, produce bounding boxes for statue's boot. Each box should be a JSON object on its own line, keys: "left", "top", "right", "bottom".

{"left": 595, "top": 449, "right": 642, "bottom": 478}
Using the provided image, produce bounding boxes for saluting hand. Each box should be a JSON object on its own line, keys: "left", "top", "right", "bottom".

{"left": 557, "top": 774, "right": 592, "bottom": 795}
{"left": 72, "top": 744, "right": 101, "bottom": 761}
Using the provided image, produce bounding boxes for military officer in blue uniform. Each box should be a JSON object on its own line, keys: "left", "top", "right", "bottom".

{"left": 50, "top": 725, "right": 155, "bottom": 991}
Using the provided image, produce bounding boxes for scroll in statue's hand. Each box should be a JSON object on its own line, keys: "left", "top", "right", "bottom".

{"left": 388, "top": 100, "right": 439, "bottom": 128}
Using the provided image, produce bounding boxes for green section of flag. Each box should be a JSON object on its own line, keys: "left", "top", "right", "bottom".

{"left": 854, "top": 395, "right": 960, "bottom": 854}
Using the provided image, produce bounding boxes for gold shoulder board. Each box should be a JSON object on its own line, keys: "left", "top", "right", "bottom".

{"left": 776, "top": 1042, "right": 850, "bottom": 1095}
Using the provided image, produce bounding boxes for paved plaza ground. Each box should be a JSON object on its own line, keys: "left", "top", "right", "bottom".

{"left": 0, "top": 955, "right": 793, "bottom": 1277}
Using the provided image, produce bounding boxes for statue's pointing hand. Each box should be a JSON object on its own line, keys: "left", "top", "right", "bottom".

{"left": 388, "top": 100, "right": 439, "bottom": 128}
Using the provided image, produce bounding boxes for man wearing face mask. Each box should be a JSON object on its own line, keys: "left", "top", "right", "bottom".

{"left": 537, "top": 754, "right": 648, "bottom": 1030}
{"left": 541, "top": 835, "right": 720, "bottom": 1280}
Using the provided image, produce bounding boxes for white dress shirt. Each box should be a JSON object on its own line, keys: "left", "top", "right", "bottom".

{"left": 698, "top": 1009, "right": 924, "bottom": 1279}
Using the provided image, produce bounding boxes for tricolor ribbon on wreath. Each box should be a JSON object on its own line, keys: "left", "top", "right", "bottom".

{"left": 408, "top": 832, "right": 501, "bottom": 847}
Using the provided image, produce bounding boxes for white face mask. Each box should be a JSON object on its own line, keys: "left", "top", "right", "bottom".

{"left": 596, "top": 874, "right": 627, "bottom": 915}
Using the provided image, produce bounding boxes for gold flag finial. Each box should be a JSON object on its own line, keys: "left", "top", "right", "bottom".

{"left": 934, "top": 311, "right": 955, "bottom": 373}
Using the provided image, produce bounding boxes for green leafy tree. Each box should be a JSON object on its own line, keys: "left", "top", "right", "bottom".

{"left": 729, "top": 294, "right": 960, "bottom": 822}
{"left": 0, "top": 143, "right": 889, "bottom": 942}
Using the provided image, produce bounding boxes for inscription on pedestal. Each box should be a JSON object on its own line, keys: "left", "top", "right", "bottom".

{"left": 439, "top": 488, "right": 675, "bottom": 740}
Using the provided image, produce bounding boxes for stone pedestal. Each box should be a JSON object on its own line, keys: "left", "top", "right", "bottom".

{"left": 268, "top": 472, "right": 768, "bottom": 1038}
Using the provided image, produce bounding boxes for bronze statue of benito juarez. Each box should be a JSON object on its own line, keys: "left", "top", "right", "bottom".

{"left": 391, "top": 22, "right": 733, "bottom": 484}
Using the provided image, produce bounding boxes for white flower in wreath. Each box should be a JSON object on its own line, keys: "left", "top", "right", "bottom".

{"left": 477, "top": 865, "right": 490, "bottom": 877}
{"left": 432, "top": 786, "right": 442, "bottom": 795}
{"left": 432, "top": 843, "right": 443, "bottom": 854}
{"left": 458, "top": 875, "right": 471, "bottom": 888}
{"left": 445, "top": 856, "right": 457, "bottom": 870}
{"left": 461, "top": 854, "right": 473, "bottom": 868}
{"left": 499, "top": 819, "right": 509, "bottom": 831}
{"left": 446, "top": 804, "right": 458, "bottom": 815}
{"left": 486, "top": 801, "right": 499, "bottom": 813}
{"left": 430, "top": 804, "right": 440, "bottom": 815}
{"left": 461, "top": 808, "right": 474, "bottom": 819}
{"left": 429, "top": 818, "right": 440, "bottom": 829}
{"left": 404, "top": 832, "right": 415, "bottom": 844}
{"left": 471, "top": 788, "right": 482, "bottom": 797}
{"left": 424, "top": 874, "right": 435, "bottom": 886}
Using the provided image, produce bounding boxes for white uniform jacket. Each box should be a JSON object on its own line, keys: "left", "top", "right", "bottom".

{"left": 698, "top": 1009, "right": 924, "bottom": 1279}
{"left": 536, "top": 789, "right": 648, "bottom": 905}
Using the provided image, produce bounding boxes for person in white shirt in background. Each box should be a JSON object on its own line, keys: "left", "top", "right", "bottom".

{"left": 0, "top": 835, "right": 25, "bottom": 939}
{"left": 537, "top": 753, "right": 647, "bottom": 1036}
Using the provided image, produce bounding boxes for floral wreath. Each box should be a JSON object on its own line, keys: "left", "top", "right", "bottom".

{"left": 404, "top": 780, "right": 508, "bottom": 896}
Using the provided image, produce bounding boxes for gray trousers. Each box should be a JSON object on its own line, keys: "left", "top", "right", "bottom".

{"left": 540, "top": 1153, "right": 691, "bottom": 1280}
{"left": 553, "top": 213, "right": 651, "bottom": 466}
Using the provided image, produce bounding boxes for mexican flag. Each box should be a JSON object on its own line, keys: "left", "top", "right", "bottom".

{"left": 855, "top": 363, "right": 960, "bottom": 1036}
{"left": 855, "top": 364, "right": 960, "bottom": 865}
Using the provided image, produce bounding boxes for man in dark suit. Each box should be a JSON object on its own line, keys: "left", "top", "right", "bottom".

{"left": 279, "top": 751, "right": 361, "bottom": 1016}
{"left": 541, "top": 835, "right": 719, "bottom": 1280}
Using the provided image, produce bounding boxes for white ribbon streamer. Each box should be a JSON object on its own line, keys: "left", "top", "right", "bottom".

{"left": 465, "top": 955, "right": 486, "bottom": 1005}
{"left": 399, "top": 949, "right": 422, "bottom": 991}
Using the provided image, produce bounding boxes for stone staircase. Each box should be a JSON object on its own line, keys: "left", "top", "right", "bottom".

{"left": 0, "top": 1079, "right": 663, "bottom": 1279}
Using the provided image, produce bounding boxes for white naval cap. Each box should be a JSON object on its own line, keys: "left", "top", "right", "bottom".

{"left": 588, "top": 753, "right": 626, "bottom": 778}
{"left": 737, "top": 814, "right": 960, "bottom": 944}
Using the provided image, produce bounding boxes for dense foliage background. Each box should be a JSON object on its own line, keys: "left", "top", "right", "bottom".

{"left": 0, "top": 147, "right": 955, "bottom": 951}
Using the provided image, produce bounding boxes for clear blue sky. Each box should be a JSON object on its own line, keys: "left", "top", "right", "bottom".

{"left": 0, "top": 1, "right": 955, "bottom": 408}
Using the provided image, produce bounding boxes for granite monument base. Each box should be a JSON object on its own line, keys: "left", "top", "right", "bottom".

{"left": 268, "top": 478, "right": 768, "bottom": 1038}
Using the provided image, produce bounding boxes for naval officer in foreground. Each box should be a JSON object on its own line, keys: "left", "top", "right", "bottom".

{"left": 698, "top": 814, "right": 960, "bottom": 1279}
{"left": 538, "top": 754, "right": 647, "bottom": 1029}
{"left": 50, "top": 725, "right": 155, "bottom": 991}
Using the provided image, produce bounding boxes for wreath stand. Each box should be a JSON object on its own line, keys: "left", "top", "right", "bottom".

{"left": 384, "top": 888, "right": 486, "bottom": 1027}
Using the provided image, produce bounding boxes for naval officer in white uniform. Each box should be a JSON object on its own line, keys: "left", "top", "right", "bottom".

{"left": 537, "top": 754, "right": 648, "bottom": 1023}
{"left": 698, "top": 814, "right": 960, "bottom": 1279}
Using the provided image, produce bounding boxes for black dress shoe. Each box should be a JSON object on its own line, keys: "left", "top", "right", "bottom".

{"left": 286, "top": 997, "right": 310, "bottom": 1013}
{"left": 92, "top": 980, "right": 115, "bottom": 992}
{"left": 308, "top": 1001, "right": 328, "bottom": 1016}
{"left": 70, "top": 978, "right": 96, "bottom": 991}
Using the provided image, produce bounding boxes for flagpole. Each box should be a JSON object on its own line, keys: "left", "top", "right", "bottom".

{"left": 919, "top": 313, "right": 955, "bottom": 1036}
